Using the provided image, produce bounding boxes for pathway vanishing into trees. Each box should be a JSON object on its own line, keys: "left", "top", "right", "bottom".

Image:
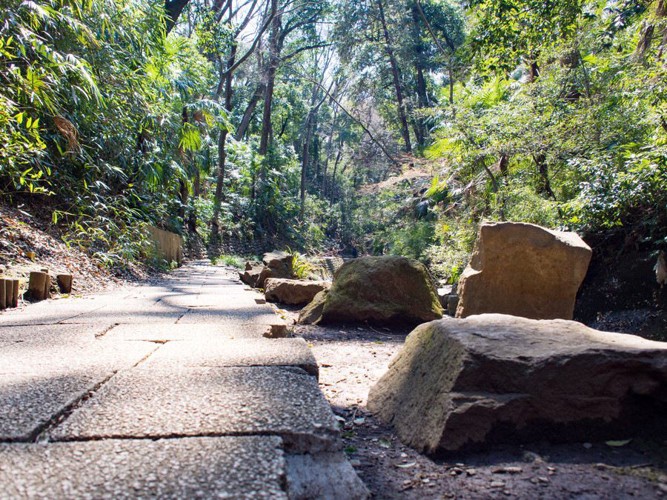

{"left": 0, "top": 262, "right": 366, "bottom": 498}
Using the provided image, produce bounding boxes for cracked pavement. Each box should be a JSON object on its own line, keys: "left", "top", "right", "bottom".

{"left": 0, "top": 261, "right": 368, "bottom": 499}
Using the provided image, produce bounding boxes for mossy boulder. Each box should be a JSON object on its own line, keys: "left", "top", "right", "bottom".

{"left": 298, "top": 256, "right": 443, "bottom": 325}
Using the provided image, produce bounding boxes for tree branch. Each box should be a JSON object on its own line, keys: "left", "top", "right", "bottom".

{"left": 165, "top": 0, "right": 191, "bottom": 34}
{"left": 296, "top": 72, "right": 400, "bottom": 167}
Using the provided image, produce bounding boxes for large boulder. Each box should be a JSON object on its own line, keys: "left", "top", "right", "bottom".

{"left": 265, "top": 278, "right": 331, "bottom": 306}
{"left": 456, "top": 222, "right": 592, "bottom": 320}
{"left": 368, "top": 314, "right": 667, "bottom": 454}
{"left": 299, "top": 256, "right": 443, "bottom": 325}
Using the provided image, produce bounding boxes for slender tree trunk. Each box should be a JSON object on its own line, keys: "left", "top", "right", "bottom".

{"left": 300, "top": 83, "right": 320, "bottom": 218}
{"left": 655, "top": 0, "right": 667, "bottom": 61}
{"left": 235, "top": 83, "right": 266, "bottom": 140}
{"left": 448, "top": 66, "right": 454, "bottom": 105}
{"left": 533, "top": 153, "right": 557, "bottom": 201}
{"left": 258, "top": 11, "right": 282, "bottom": 156}
{"left": 300, "top": 119, "right": 313, "bottom": 218}
{"left": 211, "top": 43, "right": 236, "bottom": 238}
{"left": 411, "top": 2, "right": 429, "bottom": 148}
{"left": 528, "top": 60, "right": 540, "bottom": 82}
{"left": 330, "top": 147, "right": 342, "bottom": 205}
{"left": 322, "top": 107, "right": 339, "bottom": 197}
{"left": 634, "top": 21, "right": 655, "bottom": 62}
{"left": 377, "top": 0, "right": 412, "bottom": 153}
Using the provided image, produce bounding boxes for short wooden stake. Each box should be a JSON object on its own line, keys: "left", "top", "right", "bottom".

{"left": 28, "top": 272, "right": 49, "bottom": 301}
{"left": 6, "top": 279, "right": 15, "bottom": 308}
{"left": 11, "top": 279, "right": 19, "bottom": 307}
{"left": 57, "top": 274, "right": 73, "bottom": 294}
{"left": 0, "top": 279, "right": 6, "bottom": 310}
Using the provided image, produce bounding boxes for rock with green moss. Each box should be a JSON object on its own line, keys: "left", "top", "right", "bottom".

{"left": 298, "top": 256, "right": 443, "bottom": 325}
{"left": 299, "top": 290, "right": 329, "bottom": 325}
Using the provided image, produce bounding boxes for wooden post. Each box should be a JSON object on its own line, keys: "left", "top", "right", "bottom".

{"left": 11, "top": 279, "right": 19, "bottom": 307}
{"left": 29, "top": 272, "right": 49, "bottom": 301}
{"left": 0, "top": 279, "right": 6, "bottom": 310}
{"left": 6, "top": 278, "right": 15, "bottom": 308}
{"left": 57, "top": 274, "right": 73, "bottom": 294}
{"left": 40, "top": 269, "right": 51, "bottom": 299}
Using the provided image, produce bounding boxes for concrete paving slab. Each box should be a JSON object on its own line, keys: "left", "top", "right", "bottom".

{"left": 102, "top": 323, "right": 268, "bottom": 341}
{"left": 143, "top": 338, "right": 318, "bottom": 376}
{"left": 176, "top": 307, "right": 283, "bottom": 325}
{"left": 0, "top": 323, "right": 112, "bottom": 343}
{"left": 158, "top": 293, "right": 260, "bottom": 309}
{"left": 0, "top": 436, "right": 286, "bottom": 499}
{"left": 0, "top": 369, "right": 112, "bottom": 441}
{"left": 61, "top": 303, "right": 185, "bottom": 324}
{"left": 51, "top": 366, "right": 339, "bottom": 452}
{"left": 0, "top": 339, "right": 156, "bottom": 375}
{"left": 0, "top": 298, "right": 112, "bottom": 326}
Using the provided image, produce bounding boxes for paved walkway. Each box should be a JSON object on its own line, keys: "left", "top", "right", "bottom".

{"left": 0, "top": 262, "right": 367, "bottom": 499}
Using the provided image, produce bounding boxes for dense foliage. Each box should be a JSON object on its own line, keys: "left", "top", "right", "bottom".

{"left": 1, "top": 0, "right": 665, "bottom": 277}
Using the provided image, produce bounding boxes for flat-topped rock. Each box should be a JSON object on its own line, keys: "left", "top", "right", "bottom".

{"left": 456, "top": 222, "right": 592, "bottom": 320}
{"left": 142, "top": 338, "right": 318, "bottom": 377}
{"left": 368, "top": 314, "right": 667, "bottom": 453}
{"left": 265, "top": 278, "right": 330, "bottom": 305}
{"left": 0, "top": 437, "right": 286, "bottom": 498}
{"left": 51, "top": 366, "right": 339, "bottom": 453}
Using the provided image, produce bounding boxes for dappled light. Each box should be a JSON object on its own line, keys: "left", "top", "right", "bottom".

{"left": 1, "top": 0, "right": 667, "bottom": 496}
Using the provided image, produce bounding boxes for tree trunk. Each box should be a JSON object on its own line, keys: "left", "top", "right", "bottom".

{"left": 656, "top": 0, "right": 667, "bottom": 61}
{"left": 235, "top": 83, "right": 266, "bottom": 140}
{"left": 528, "top": 60, "right": 540, "bottom": 82}
{"left": 634, "top": 21, "right": 655, "bottom": 62}
{"left": 377, "top": 0, "right": 412, "bottom": 153}
{"left": 300, "top": 83, "right": 320, "bottom": 218}
{"left": 211, "top": 43, "right": 236, "bottom": 238}
{"left": 258, "top": 11, "right": 283, "bottom": 156}
{"left": 411, "top": 2, "right": 429, "bottom": 148}
{"left": 300, "top": 119, "right": 313, "bottom": 218}
{"left": 165, "top": 0, "right": 190, "bottom": 34}
{"left": 533, "top": 153, "right": 557, "bottom": 201}
{"left": 330, "top": 148, "right": 342, "bottom": 205}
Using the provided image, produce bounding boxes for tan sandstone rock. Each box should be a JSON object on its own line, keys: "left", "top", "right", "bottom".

{"left": 368, "top": 314, "right": 667, "bottom": 454}
{"left": 298, "top": 256, "right": 443, "bottom": 325}
{"left": 264, "top": 278, "right": 331, "bottom": 306}
{"left": 239, "top": 262, "right": 262, "bottom": 288}
{"left": 239, "top": 251, "right": 295, "bottom": 289}
{"left": 456, "top": 222, "right": 592, "bottom": 320}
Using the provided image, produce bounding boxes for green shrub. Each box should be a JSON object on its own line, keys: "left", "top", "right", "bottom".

{"left": 213, "top": 254, "right": 245, "bottom": 269}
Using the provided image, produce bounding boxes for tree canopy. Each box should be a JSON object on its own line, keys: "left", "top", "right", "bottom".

{"left": 0, "top": 0, "right": 665, "bottom": 277}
